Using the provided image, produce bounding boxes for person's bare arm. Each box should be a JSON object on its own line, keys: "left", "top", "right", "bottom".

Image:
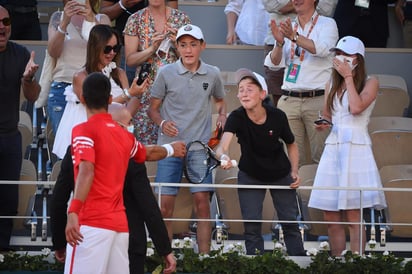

{"left": 21, "top": 51, "right": 40, "bottom": 102}
{"left": 72, "top": 70, "right": 87, "bottom": 100}
{"left": 47, "top": 6, "right": 75, "bottom": 58}
{"left": 269, "top": 19, "right": 285, "bottom": 66}
{"left": 395, "top": 0, "right": 406, "bottom": 25}
{"left": 100, "top": 0, "right": 142, "bottom": 20}
{"left": 214, "top": 97, "right": 227, "bottom": 128}
{"left": 65, "top": 161, "right": 94, "bottom": 246}
{"left": 225, "top": 11, "right": 238, "bottom": 45}
{"left": 215, "top": 132, "right": 235, "bottom": 169}
{"left": 162, "top": 252, "right": 177, "bottom": 274}
{"left": 145, "top": 141, "right": 186, "bottom": 161}
{"left": 124, "top": 32, "right": 165, "bottom": 67}
{"left": 286, "top": 142, "right": 300, "bottom": 189}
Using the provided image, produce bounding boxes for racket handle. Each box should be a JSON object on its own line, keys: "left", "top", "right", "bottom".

{"left": 220, "top": 159, "right": 238, "bottom": 167}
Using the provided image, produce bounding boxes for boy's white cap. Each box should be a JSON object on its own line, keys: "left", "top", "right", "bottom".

{"left": 235, "top": 68, "right": 268, "bottom": 95}
{"left": 330, "top": 36, "right": 365, "bottom": 57}
{"left": 176, "top": 24, "right": 204, "bottom": 41}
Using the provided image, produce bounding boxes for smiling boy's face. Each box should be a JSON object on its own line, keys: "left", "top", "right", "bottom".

{"left": 0, "top": 7, "right": 11, "bottom": 52}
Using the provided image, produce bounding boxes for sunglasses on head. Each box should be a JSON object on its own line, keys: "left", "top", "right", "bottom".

{"left": 103, "top": 44, "right": 121, "bottom": 54}
{"left": 0, "top": 17, "right": 11, "bottom": 26}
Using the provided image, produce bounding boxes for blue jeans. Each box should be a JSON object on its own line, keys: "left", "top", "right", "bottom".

{"left": 154, "top": 157, "right": 213, "bottom": 195}
{"left": 47, "top": 81, "right": 70, "bottom": 135}
{"left": 0, "top": 131, "right": 22, "bottom": 248}
{"left": 237, "top": 170, "right": 305, "bottom": 255}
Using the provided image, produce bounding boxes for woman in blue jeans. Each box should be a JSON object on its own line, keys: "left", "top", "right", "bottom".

{"left": 216, "top": 68, "right": 305, "bottom": 256}
{"left": 46, "top": 0, "right": 110, "bottom": 134}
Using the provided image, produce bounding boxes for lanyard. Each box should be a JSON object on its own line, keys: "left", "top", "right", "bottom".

{"left": 290, "top": 14, "right": 319, "bottom": 62}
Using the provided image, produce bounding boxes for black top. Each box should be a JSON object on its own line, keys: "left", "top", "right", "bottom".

{"left": 0, "top": 0, "right": 37, "bottom": 7}
{"left": 224, "top": 104, "right": 294, "bottom": 182}
{"left": 105, "top": 0, "right": 148, "bottom": 35}
{"left": 50, "top": 145, "right": 172, "bottom": 256}
{"left": 0, "top": 42, "right": 30, "bottom": 134}
{"left": 405, "top": 1, "right": 412, "bottom": 20}
{"left": 333, "top": 0, "right": 390, "bottom": 47}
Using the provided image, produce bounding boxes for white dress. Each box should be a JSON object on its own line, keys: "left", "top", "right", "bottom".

{"left": 308, "top": 90, "right": 387, "bottom": 211}
{"left": 52, "top": 78, "right": 123, "bottom": 159}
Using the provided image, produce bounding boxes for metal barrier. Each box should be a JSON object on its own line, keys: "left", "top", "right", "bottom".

{"left": 1, "top": 180, "right": 412, "bottom": 253}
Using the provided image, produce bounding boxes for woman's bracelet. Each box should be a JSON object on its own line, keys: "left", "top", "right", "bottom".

{"left": 119, "top": 0, "right": 133, "bottom": 15}
{"left": 57, "top": 25, "right": 68, "bottom": 36}
{"left": 159, "top": 119, "right": 166, "bottom": 131}
{"left": 122, "top": 88, "right": 132, "bottom": 99}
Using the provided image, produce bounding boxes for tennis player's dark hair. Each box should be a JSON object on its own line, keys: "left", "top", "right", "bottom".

{"left": 82, "top": 72, "right": 111, "bottom": 110}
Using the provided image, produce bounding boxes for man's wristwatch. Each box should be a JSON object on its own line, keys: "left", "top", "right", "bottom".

{"left": 276, "top": 40, "right": 284, "bottom": 48}
{"left": 291, "top": 32, "right": 299, "bottom": 43}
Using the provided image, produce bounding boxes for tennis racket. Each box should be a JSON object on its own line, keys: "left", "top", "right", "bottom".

{"left": 184, "top": 140, "right": 237, "bottom": 184}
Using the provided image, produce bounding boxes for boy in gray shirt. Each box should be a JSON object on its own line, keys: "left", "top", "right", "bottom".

{"left": 148, "top": 24, "right": 227, "bottom": 254}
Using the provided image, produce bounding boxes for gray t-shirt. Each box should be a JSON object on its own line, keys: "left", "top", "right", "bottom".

{"left": 151, "top": 59, "right": 225, "bottom": 145}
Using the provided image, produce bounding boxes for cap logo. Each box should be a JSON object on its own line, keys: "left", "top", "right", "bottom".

{"left": 184, "top": 25, "right": 192, "bottom": 31}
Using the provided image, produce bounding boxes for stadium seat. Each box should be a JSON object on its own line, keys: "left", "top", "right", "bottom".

{"left": 212, "top": 84, "right": 241, "bottom": 114}
{"left": 368, "top": 116, "right": 412, "bottom": 134}
{"left": 371, "top": 130, "right": 412, "bottom": 169}
{"left": 380, "top": 165, "right": 412, "bottom": 238}
{"left": 49, "top": 160, "right": 62, "bottom": 182}
{"left": 18, "top": 124, "right": 32, "bottom": 158}
{"left": 19, "top": 110, "right": 32, "bottom": 133}
{"left": 371, "top": 74, "right": 409, "bottom": 117}
{"left": 15, "top": 159, "right": 37, "bottom": 230}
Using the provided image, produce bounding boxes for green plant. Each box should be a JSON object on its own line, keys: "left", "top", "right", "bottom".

{"left": 145, "top": 238, "right": 302, "bottom": 274}
{"left": 304, "top": 241, "right": 406, "bottom": 274}
{"left": 0, "top": 248, "right": 64, "bottom": 271}
{"left": 1, "top": 241, "right": 410, "bottom": 273}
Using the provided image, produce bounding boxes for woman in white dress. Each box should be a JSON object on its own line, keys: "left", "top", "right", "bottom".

{"left": 308, "top": 36, "right": 386, "bottom": 256}
{"left": 53, "top": 24, "right": 148, "bottom": 159}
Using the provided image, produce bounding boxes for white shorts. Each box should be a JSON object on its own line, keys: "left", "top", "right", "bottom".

{"left": 64, "top": 225, "right": 129, "bottom": 274}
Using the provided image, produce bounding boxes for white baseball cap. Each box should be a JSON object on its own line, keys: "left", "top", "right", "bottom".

{"left": 235, "top": 68, "right": 268, "bottom": 95}
{"left": 176, "top": 24, "right": 204, "bottom": 41}
{"left": 330, "top": 36, "right": 365, "bottom": 57}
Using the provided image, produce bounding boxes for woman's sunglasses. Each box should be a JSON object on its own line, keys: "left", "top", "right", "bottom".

{"left": 103, "top": 44, "right": 121, "bottom": 54}
{"left": 0, "top": 17, "right": 11, "bottom": 26}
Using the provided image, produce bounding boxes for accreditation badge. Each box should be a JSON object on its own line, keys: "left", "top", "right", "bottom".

{"left": 355, "top": 0, "right": 370, "bottom": 9}
{"left": 285, "top": 63, "right": 301, "bottom": 83}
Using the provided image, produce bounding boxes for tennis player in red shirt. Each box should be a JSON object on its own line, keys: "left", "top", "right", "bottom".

{"left": 64, "top": 72, "right": 181, "bottom": 273}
